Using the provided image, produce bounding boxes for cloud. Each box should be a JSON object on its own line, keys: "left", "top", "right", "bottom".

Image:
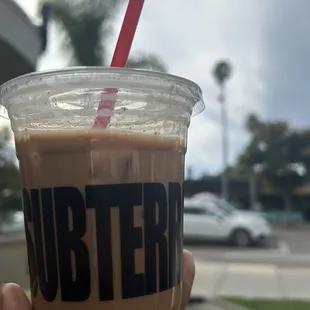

{"left": 118, "top": 0, "right": 268, "bottom": 174}
{"left": 8, "top": 0, "right": 281, "bottom": 175}
{"left": 262, "top": 0, "right": 310, "bottom": 128}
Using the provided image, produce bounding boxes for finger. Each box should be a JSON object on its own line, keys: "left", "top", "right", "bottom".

{"left": 0, "top": 284, "right": 2, "bottom": 309}
{"left": 1, "top": 283, "right": 32, "bottom": 310}
{"left": 180, "top": 249, "right": 195, "bottom": 310}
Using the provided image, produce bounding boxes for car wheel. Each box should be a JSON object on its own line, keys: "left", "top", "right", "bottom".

{"left": 231, "top": 229, "right": 252, "bottom": 247}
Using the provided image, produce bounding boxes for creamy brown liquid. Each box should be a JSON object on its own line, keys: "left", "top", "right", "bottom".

{"left": 16, "top": 130, "right": 185, "bottom": 310}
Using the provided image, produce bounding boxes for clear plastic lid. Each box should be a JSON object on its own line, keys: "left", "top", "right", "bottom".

{"left": 0, "top": 67, "right": 205, "bottom": 135}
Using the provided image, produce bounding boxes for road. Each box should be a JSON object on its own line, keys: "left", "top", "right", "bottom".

{"left": 185, "top": 229, "right": 310, "bottom": 267}
{"left": 275, "top": 229, "right": 310, "bottom": 254}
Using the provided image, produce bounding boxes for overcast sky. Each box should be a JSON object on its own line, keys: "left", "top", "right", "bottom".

{"left": 4, "top": 0, "right": 310, "bottom": 177}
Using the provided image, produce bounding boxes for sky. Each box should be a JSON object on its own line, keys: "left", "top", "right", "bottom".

{"left": 3, "top": 0, "right": 310, "bottom": 177}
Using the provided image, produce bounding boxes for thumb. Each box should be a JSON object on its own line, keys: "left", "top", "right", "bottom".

{"left": 180, "top": 249, "right": 195, "bottom": 310}
{"left": 1, "top": 283, "right": 32, "bottom": 310}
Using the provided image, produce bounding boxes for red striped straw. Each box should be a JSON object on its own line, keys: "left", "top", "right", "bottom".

{"left": 94, "top": 0, "right": 145, "bottom": 128}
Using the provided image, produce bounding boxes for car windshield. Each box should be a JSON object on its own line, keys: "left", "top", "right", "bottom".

{"left": 213, "top": 199, "right": 236, "bottom": 215}
{"left": 184, "top": 201, "right": 224, "bottom": 218}
{"left": 204, "top": 201, "right": 230, "bottom": 217}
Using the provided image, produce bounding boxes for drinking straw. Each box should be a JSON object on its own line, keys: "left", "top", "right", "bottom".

{"left": 94, "top": 0, "right": 145, "bottom": 128}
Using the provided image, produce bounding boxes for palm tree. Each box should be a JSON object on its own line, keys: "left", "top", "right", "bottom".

{"left": 212, "top": 60, "right": 232, "bottom": 201}
{"left": 40, "top": 0, "right": 168, "bottom": 72}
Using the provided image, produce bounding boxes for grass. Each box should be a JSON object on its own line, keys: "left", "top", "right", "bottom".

{"left": 227, "top": 298, "right": 310, "bottom": 310}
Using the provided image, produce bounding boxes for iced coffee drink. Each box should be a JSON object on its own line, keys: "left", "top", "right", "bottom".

{"left": 0, "top": 68, "right": 204, "bottom": 310}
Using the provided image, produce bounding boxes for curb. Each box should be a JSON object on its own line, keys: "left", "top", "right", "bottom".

{"left": 210, "top": 298, "right": 252, "bottom": 310}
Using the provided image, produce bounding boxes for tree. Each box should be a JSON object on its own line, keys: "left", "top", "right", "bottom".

{"left": 186, "top": 166, "right": 194, "bottom": 180}
{"left": 0, "top": 128, "right": 22, "bottom": 223}
{"left": 41, "top": 0, "right": 168, "bottom": 71}
{"left": 298, "top": 129, "right": 310, "bottom": 182}
{"left": 212, "top": 60, "right": 232, "bottom": 200}
{"left": 235, "top": 114, "right": 309, "bottom": 217}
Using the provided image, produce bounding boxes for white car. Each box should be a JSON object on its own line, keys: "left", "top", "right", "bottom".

{"left": 192, "top": 192, "right": 266, "bottom": 218}
{"left": 183, "top": 198, "right": 272, "bottom": 247}
{"left": 0, "top": 211, "right": 25, "bottom": 235}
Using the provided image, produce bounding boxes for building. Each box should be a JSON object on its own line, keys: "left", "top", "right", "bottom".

{"left": 0, "top": 0, "right": 46, "bottom": 85}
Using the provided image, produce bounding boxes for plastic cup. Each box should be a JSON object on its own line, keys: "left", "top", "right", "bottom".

{"left": 0, "top": 67, "right": 204, "bottom": 310}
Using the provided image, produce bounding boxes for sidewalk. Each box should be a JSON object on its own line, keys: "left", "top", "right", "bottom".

{"left": 192, "top": 259, "right": 310, "bottom": 300}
